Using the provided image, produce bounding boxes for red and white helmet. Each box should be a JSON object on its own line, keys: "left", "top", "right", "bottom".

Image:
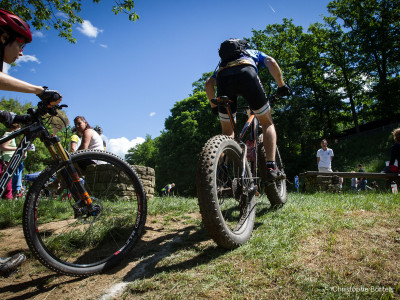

{"left": 0, "top": 8, "right": 32, "bottom": 43}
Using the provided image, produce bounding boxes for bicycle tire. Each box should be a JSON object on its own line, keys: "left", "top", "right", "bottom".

{"left": 196, "top": 135, "right": 256, "bottom": 249}
{"left": 23, "top": 150, "right": 147, "bottom": 277}
{"left": 257, "top": 134, "right": 287, "bottom": 207}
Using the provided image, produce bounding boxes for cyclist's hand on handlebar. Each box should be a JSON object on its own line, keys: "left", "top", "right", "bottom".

{"left": 276, "top": 84, "right": 292, "bottom": 98}
{"left": 211, "top": 106, "right": 219, "bottom": 115}
{"left": 36, "top": 86, "right": 62, "bottom": 107}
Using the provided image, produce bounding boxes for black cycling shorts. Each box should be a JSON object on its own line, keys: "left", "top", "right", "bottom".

{"left": 216, "top": 65, "right": 269, "bottom": 115}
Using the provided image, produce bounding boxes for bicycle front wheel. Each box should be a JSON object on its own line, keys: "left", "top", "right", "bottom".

{"left": 197, "top": 135, "right": 256, "bottom": 249}
{"left": 23, "top": 150, "right": 147, "bottom": 277}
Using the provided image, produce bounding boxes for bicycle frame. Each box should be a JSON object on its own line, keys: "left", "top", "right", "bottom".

{"left": 215, "top": 97, "right": 260, "bottom": 189}
{"left": 0, "top": 119, "right": 93, "bottom": 208}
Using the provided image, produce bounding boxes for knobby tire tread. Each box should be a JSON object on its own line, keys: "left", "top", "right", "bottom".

{"left": 196, "top": 135, "right": 255, "bottom": 249}
{"left": 22, "top": 150, "right": 147, "bottom": 277}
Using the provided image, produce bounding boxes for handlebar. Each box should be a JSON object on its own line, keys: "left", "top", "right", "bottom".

{"left": 27, "top": 100, "right": 68, "bottom": 120}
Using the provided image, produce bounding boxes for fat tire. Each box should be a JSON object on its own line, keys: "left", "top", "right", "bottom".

{"left": 196, "top": 135, "right": 256, "bottom": 249}
{"left": 257, "top": 134, "right": 287, "bottom": 207}
{"left": 23, "top": 150, "right": 147, "bottom": 277}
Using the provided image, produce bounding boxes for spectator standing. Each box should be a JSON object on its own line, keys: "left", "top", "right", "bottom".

{"left": 351, "top": 171, "right": 358, "bottom": 191}
{"left": 316, "top": 139, "right": 334, "bottom": 172}
{"left": 387, "top": 128, "right": 400, "bottom": 172}
{"left": 357, "top": 164, "right": 367, "bottom": 191}
{"left": 0, "top": 123, "right": 19, "bottom": 199}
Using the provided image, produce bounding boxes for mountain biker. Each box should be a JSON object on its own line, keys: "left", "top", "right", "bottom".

{"left": 0, "top": 8, "right": 62, "bottom": 277}
{"left": 161, "top": 183, "right": 175, "bottom": 196}
{"left": 205, "top": 38, "right": 291, "bottom": 181}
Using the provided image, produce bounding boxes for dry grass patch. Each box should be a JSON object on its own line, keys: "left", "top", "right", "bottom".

{"left": 294, "top": 210, "right": 400, "bottom": 297}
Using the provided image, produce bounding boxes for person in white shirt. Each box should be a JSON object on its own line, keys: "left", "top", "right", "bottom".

{"left": 73, "top": 116, "right": 103, "bottom": 151}
{"left": 316, "top": 139, "right": 334, "bottom": 172}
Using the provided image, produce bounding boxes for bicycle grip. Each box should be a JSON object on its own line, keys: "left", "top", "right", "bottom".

{"left": 211, "top": 98, "right": 219, "bottom": 105}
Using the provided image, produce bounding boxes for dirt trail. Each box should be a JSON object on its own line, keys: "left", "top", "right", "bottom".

{"left": 0, "top": 213, "right": 204, "bottom": 300}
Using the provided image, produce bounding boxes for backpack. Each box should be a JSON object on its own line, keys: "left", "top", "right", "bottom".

{"left": 218, "top": 39, "right": 250, "bottom": 62}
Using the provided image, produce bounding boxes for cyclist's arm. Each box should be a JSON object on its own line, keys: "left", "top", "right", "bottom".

{"left": 262, "top": 56, "right": 285, "bottom": 88}
{"left": 205, "top": 76, "right": 217, "bottom": 108}
{"left": 0, "top": 72, "right": 44, "bottom": 94}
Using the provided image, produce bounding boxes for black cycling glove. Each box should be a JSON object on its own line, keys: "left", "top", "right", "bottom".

{"left": 36, "top": 86, "right": 62, "bottom": 104}
{"left": 276, "top": 84, "right": 292, "bottom": 98}
{"left": 211, "top": 106, "right": 219, "bottom": 116}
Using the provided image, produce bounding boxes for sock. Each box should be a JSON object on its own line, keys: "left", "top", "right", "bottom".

{"left": 266, "top": 161, "right": 276, "bottom": 169}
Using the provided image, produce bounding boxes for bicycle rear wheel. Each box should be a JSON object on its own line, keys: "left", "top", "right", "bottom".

{"left": 23, "top": 150, "right": 147, "bottom": 277}
{"left": 197, "top": 135, "right": 256, "bottom": 249}
{"left": 257, "top": 134, "right": 287, "bottom": 207}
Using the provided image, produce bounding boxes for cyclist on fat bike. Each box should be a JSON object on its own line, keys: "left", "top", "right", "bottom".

{"left": 0, "top": 8, "right": 62, "bottom": 277}
{"left": 205, "top": 38, "right": 291, "bottom": 181}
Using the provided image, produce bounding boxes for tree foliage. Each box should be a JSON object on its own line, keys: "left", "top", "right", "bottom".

{"left": 125, "top": 134, "right": 158, "bottom": 169}
{"left": 0, "top": 0, "right": 138, "bottom": 43}
{"left": 127, "top": 0, "right": 400, "bottom": 195}
{"left": 327, "top": 0, "right": 400, "bottom": 117}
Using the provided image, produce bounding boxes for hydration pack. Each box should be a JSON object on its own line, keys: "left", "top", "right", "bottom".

{"left": 218, "top": 39, "right": 250, "bottom": 62}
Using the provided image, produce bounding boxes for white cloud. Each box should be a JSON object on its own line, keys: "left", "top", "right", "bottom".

{"left": 2, "top": 63, "right": 10, "bottom": 74}
{"left": 105, "top": 136, "right": 145, "bottom": 159}
{"left": 17, "top": 54, "right": 40, "bottom": 64}
{"left": 99, "top": 44, "right": 108, "bottom": 48}
{"left": 149, "top": 112, "right": 156, "bottom": 117}
{"left": 3, "top": 54, "right": 40, "bottom": 74}
{"left": 32, "top": 31, "right": 44, "bottom": 38}
{"left": 56, "top": 12, "right": 68, "bottom": 19}
{"left": 77, "top": 20, "right": 103, "bottom": 38}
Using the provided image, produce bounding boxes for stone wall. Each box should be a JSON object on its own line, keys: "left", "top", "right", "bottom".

{"left": 131, "top": 165, "right": 155, "bottom": 200}
{"left": 303, "top": 175, "right": 341, "bottom": 193}
{"left": 85, "top": 164, "right": 155, "bottom": 200}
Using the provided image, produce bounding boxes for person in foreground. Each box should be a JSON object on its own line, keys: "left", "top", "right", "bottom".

{"left": 0, "top": 8, "right": 62, "bottom": 277}
{"left": 205, "top": 38, "right": 291, "bottom": 180}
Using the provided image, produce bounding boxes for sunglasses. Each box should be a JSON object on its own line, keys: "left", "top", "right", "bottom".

{"left": 15, "top": 37, "right": 26, "bottom": 51}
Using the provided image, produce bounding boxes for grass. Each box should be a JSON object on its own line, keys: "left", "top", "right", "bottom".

{"left": 1, "top": 192, "right": 399, "bottom": 299}
{"left": 123, "top": 192, "right": 400, "bottom": 299}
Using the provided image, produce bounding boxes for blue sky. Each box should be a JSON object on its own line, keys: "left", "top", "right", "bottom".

{"left": 2, "top": 0, "right": 331, "bottom": 158}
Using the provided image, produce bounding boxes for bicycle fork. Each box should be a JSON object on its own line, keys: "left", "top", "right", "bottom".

{"left": 45, "top": 136, "right": 98, "bottom": 216}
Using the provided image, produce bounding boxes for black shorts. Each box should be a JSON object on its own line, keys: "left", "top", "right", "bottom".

{"left": 216, "top": 65, "right": 269, "bottom": 115}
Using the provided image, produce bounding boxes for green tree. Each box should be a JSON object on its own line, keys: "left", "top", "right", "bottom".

{"left": 0, "top": 0, "right": 138, "bottom": 43}
{"left": 328, "top": 0, "right": 400, "bottom": 118}
{"left": 309, "top": 18, "right": 366, "bottom": 134}
{"left": 0, "top": 98, "right": 32, "bottom": 136}
{"left": 191, "top": 71, "right": 213, "bottom": 95}
{"left": 155, "top": 91, "right": 220, "bottom": 195}
{"left": 125, "top": 134, "right": 158, "bottom": 169}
